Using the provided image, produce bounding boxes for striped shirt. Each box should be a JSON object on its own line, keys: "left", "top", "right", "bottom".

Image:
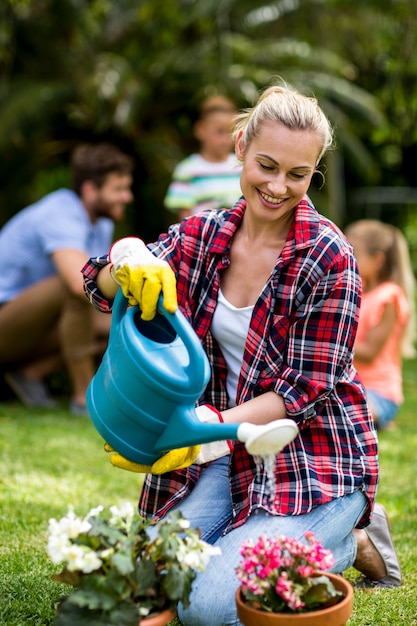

{"left": 82, "top": 197, "right": 379, "bottom": 530}
{"left": 164, "top": 153, "right": 242, "bottom": 215}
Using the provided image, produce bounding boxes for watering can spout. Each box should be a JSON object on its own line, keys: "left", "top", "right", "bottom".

{"left": 155, "top": 405, "right": 240, "bottom": 452}
{"left": 155, "top": 406, "right": 299, "bottom": 457}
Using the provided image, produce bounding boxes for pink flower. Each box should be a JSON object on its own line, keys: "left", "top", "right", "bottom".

{"left": 236, "top": 531, "right": 340, "bottom": 614}
{"left": 300, "top": 564, "right": 315, "bottom": 577}
{"left": 275, "top": 573, "right": 305, "bottom": 611}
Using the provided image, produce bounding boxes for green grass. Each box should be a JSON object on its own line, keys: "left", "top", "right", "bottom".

{"left": 0, "top": 404, "right": 142, "bottom": 625}
{"left": 1, "top": 359, "right": 416, "bottom": 625}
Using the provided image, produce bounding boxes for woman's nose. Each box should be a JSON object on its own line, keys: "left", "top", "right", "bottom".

{"left": 269, "top": 174, "right": 287, "bottom": 196}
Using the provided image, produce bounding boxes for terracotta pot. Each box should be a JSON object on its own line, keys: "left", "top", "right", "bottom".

{"left": 236, "top": 572, "right": 353, "bottom": 626}
{"left": 140, "top": 607, "right": 177, "bottom": 626}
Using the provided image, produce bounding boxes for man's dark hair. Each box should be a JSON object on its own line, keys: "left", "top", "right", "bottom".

{"left": 70, "top": 143, "right": 134, "bottom": 195}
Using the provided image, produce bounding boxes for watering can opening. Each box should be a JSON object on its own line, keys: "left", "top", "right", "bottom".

{"left": 132, "top": 309, "right": 177, "bottom": 344}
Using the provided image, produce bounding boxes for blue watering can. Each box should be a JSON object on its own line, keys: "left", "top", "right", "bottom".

{"left": 87, "top": 290, "right": 298, "bottom": 465}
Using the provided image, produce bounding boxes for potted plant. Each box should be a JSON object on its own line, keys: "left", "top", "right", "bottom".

{"left": 47, "top": 501, "right": 220, "bottom": 625}
{"left": 235, "top": 532, "right": 353, "bottom": 626}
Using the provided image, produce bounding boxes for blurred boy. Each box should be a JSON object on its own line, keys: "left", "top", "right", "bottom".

{"left": 164, "top": 95, "right": 242, "bottom": 221}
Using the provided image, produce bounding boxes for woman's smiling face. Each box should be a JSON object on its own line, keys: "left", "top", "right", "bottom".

{"left": 235, "top": 120, "right": 322, "bottom": 223}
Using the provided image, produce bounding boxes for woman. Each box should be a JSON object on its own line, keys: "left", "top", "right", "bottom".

{"left": 83, "top": 83, "right": 400, "bottom": 625}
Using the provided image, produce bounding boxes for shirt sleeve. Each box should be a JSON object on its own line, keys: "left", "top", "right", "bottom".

{"left": 81, "top": 254, "right": 114, "bottom": 313}
{"left": 367, "top": 283, "right": 409, "bottom": 329}
{"left": 258, "top": 247, "right": 361, "bottom": 423}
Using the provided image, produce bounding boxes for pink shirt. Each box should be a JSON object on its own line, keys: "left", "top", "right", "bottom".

{"left": 354, "top": 282, "right": 409, "bottom": 404}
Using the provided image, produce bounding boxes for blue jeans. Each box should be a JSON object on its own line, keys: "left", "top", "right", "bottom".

{"left": 366, "top": 388, "right": 399, "bottom": 429}
{"left": 166, "top": 456, "right": 367, "bottom": 626}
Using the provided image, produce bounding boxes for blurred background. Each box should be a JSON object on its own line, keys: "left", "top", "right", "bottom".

{"left": 1, "top": 0, "right": 416, "bottom": 272}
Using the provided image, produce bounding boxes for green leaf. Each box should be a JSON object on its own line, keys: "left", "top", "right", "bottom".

{"left": 54, "top": 597, "right": 109, "bottom": 626}
{"left": 133, "top": 559, "right": 158, "bottom": 594}
{"left": 111, "top": 550, "right": 135, "bottom": 576}
{"left": 163, "top": 564, "right": 194, "bottom": 607}
{"left": 70, "top": 589, "right": 116, "bottom": 612}
{"left": 88, "top": 516, "right": 126, "bottom": 546}
{"left": 303, "top": 575, "right": 343, "bottom": 610}
{"left": 103, "top": 601, "right": 140, "bottom": 626}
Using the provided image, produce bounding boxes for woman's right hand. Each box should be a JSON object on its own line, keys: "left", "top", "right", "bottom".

{"left": 109, "top": 237, "right": 178, "bottom": 320}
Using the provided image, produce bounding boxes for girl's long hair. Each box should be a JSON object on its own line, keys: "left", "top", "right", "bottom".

{"left": 345, "top": 219, "right": 416, "bottom": 358}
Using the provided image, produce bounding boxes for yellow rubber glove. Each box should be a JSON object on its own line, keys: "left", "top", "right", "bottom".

{"left": 114, "top": 264, "right": 177, "bottom": 321}
{"left": 109, "top": 237, "right": 178, "bottom": 321}
{"left": 104, "top": 442, "right": 201, "bottom": 474}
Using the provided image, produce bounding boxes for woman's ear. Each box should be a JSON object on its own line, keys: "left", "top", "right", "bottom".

{"left": 235, "top": 129, "right": 245, "bottom": 160}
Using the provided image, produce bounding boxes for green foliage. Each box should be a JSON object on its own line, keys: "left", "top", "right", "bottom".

{"left": 0, "top": 405, "right": 141, "bottom": 625}
{"left": 47, "top": 503, "right": 217, "bottom": 624}
{"left": 2, "top": 0, "right": 417, "bottom": 238}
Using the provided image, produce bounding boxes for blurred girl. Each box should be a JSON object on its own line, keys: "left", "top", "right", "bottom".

{"left": 346, "top": 219, "right": 415, "bottom": 430}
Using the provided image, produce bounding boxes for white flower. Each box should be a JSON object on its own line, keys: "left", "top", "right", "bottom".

{"left": 177, "top": 540, "right": 221, "bottom": 571}
{"left": 179, "top": 518, "right": 190, "bottom": 529}
{"left": 46, "top": 533, "right": 71, "bottom": 564}
{"left": 100, "top": 547, "right": 114, "bottom": 559}
{"left": 48, "top": 508, "right": 91, "bottom": 539}
{"left": 87, "top": 505, "right": 104, "bottom": 518}
{"left": 79, "top": 549, "right": 103, "bottom": 573}
{"left": 198, "top": 544, "right": 221, "bottom": 569}
{"left": 109, "top": 501, "right": 134, "bottom": 528}
{"left": 48, "top": 517, "right": 62, "bottom": 536}
{"left": 139, "top": 607, "right": 151, "bottom": 617}
{"left": 47, "top": 503, "right": 220, "bottom": 622}
{"left": 205, "top": 545, "right": 222, "bottom": 557}
{"left": 65, "top": 544, "right": 89, "bottom": 572}
{"left": 62, "top": 545, "right": 102, "bottom": 573}
{"left": 181, "top": 550, "right": 204, "bottom": 570}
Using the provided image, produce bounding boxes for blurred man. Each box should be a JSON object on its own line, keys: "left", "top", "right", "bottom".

{"left": 0, "top": 142, "right": 134, "bottom": 414}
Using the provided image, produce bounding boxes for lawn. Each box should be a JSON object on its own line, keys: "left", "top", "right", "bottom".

{"left": 1, "top": 357, "right": 416, "bottom": 625}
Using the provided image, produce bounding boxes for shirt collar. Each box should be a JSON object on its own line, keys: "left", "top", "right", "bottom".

{"left": 209, "top": 195, "right": 320, "bottom": 259}
{"left": 209, "top": 197, "right": 246, "bottom": 255}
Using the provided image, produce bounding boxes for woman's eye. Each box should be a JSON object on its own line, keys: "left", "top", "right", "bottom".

{"left": 291, "top": 172, "right": 307, "bottom": 179}
{"left": 260, "top": 163, "right": 274, "bottom": 171}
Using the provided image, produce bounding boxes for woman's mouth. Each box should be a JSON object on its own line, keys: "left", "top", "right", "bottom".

{"left": 258, "top": 190, "right": 286, "bottom": 206}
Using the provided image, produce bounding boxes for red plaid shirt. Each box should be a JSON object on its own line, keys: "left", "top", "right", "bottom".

{"left": 82, "top": 197, "right": 379, "bottom": 530}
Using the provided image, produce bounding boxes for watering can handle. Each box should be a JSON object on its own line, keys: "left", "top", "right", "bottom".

{"left": 110, "top": 289, "right": 210, "bottom": 384}
{"left": 109, "top": 289, "right": 129, "bottom": 339}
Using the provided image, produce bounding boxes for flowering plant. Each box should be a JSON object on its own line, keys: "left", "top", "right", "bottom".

{"left": 47, "top": 502, "right": 220, "bottom": 625}
{"left": 235, "top": 532, "right": 344, "bottom": 614}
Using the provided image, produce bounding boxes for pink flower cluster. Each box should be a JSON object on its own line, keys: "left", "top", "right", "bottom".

{"left": 236, "top": 531, "right": 336, "bottom": 613}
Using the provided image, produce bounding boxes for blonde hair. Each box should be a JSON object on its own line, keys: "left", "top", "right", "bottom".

{"left": 233, "top": 82, "right": 334, "bottom": 165}
{"left": 345, "top": 219, "right": 416, "bottom": 358}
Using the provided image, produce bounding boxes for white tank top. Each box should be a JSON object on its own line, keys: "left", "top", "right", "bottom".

{"left": 211, "top": 289, "right": 254, "bottom": 407}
